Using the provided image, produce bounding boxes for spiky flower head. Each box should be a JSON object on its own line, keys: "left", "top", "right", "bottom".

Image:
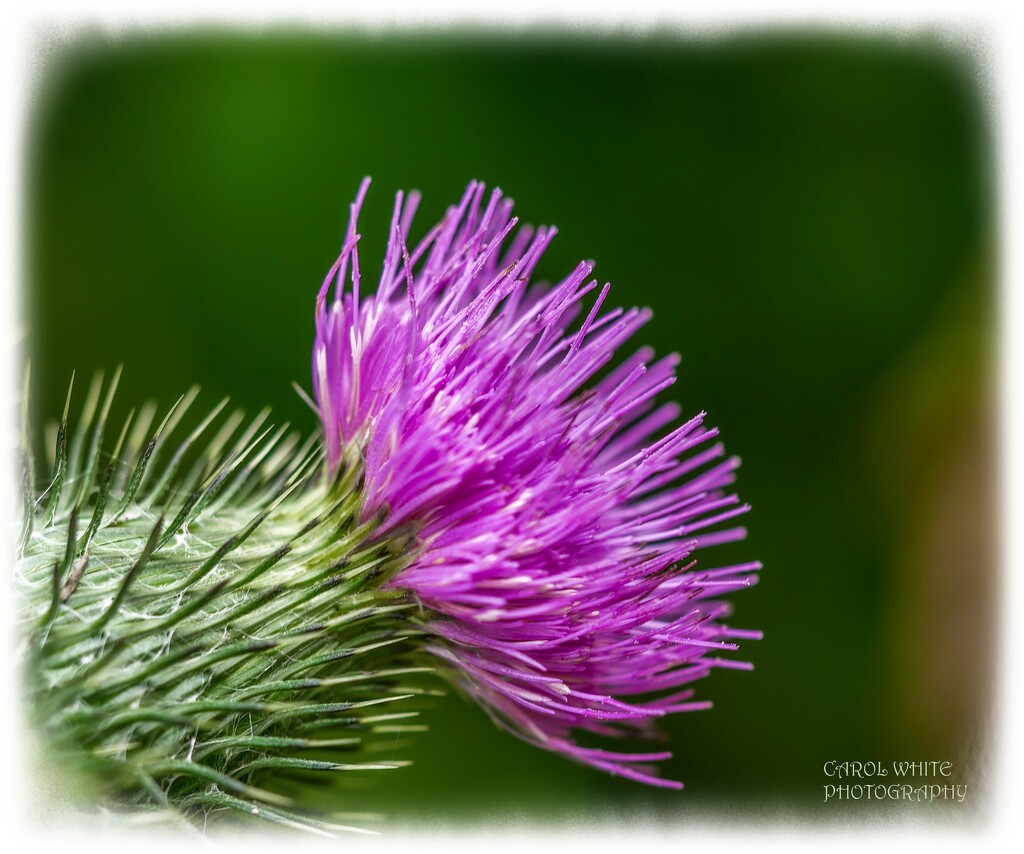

{"left": 313, "top": 179, "right": 762, "bottom": 788}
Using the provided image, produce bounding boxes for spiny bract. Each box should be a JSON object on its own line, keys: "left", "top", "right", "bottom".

{"left": 17, "top": 372, "right": 431, "bottom": 834}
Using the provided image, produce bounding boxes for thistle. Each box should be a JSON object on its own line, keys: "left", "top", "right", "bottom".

{"left": 16, "top": 178, "right": 759, "bottom": 832}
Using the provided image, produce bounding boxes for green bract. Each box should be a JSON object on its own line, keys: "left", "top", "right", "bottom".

{"left": 16, "top": 370, "right": 432, "bottom": 834}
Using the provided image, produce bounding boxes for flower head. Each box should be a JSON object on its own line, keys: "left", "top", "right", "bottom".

{"left": 313, "top": 179, "right": 760, "bottom": 788}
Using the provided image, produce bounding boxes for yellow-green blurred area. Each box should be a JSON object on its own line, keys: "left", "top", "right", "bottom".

{"left": 25, "top": 30, "right": 995, "bottom": 823}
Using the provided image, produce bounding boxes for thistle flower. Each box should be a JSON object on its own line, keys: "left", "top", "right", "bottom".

{"left": 313, "top": 179, "right": 762, "bottom": 788}
{"left": 17, "top": 179, "right": 760, "bottom": 833}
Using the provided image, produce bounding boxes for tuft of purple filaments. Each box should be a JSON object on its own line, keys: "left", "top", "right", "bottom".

{"left": 312, "top": 179, "right": 761, "bottom": 789}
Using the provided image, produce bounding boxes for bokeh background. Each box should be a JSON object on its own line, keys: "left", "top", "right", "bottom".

{"left": 23, "top": 30, "right": 996, "bottom": 824}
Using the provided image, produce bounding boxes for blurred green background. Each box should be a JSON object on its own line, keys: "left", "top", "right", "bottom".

{"left": 24, "top": 30, "right": 996, "bottom": 823}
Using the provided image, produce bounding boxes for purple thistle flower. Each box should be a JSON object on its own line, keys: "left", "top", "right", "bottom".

{"left": 312, "top": 179, "right": 761, "bottom": 789}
